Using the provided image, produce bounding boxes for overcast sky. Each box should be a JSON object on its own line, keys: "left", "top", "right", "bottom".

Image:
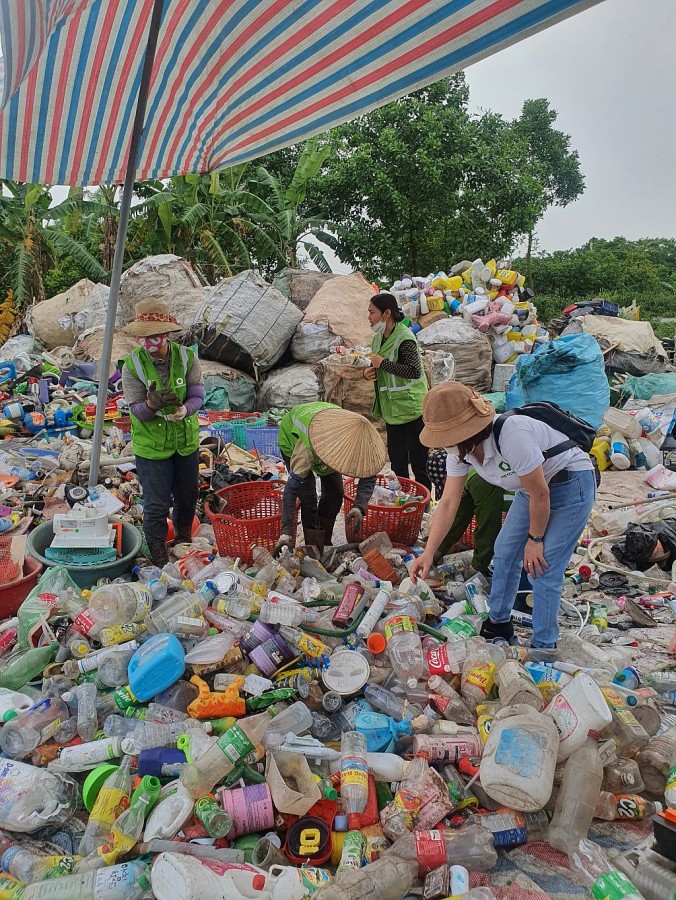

{"left": 465, "top": 0, "right": 676, "bottom": 253}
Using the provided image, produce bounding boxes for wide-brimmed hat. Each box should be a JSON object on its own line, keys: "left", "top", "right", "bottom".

{"left": 420, "top": 383, "right": 494, "bottom": 448}
{"left": 122, "top": 297, "right": 183, "bottom": 337}
{"left": 309, "top": 408, "right": 387, "bottom": 477}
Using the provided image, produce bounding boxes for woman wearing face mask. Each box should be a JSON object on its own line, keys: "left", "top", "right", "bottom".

{"left": 364, "top": 293, "right": 430, "bottom": 489}
{"left": 121, "top": 298, "right": 204, "bottom": 566}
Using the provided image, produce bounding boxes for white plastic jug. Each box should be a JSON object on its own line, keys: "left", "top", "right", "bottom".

{"left": 151, "top": 853, "right": 328, "bottom": 900}
{"left": 0, "top": 688, "right": 32, "bottom": 718}
{"left": 479, "top": 704, "right": 558, "bottom": 812}
{"left": 144, "top": 780, "right": 194, "bottom": 842}
{"left": 544, "top": 673, "right": 612, "bottom": 761}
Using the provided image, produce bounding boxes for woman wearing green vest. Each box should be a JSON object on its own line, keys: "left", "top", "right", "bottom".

{"left": 276, "top": 402, "right": 387, "bottom": 553}
{"left": 121, "top": 298, "right": 204, "bottom": 567}
{"left": 364, "top": 293, "right": 431, "bottom": 490}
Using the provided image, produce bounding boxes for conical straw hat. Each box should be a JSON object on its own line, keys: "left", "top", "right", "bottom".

{"left": 309, "top": 408, "right": 387, "bottom": 478}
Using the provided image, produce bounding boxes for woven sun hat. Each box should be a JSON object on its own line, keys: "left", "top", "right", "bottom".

{"left": 420, "top": 382, "right": 495, "bottom": 448}
{"left": 122, "top": 297, "right": 183, "bottom": 337}
{"left": 309, "top": 408, "right": 388, "bottom": 477}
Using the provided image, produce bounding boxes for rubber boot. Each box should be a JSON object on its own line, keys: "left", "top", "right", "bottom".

{"left": 172, "top": 525, "right": 194, "bottom": 546}
{"left": 319, "top": 515, "right": 338, "bottom": 548}
{"left": 303, "top": 528, "right": 326, "bottom": 554}
{"left": 148, "top": 541, "right": 169, "bottom": 568}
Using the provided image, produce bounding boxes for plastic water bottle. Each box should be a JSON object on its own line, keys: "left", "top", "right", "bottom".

{"left": 132, "top": 565, "right": 167, "bottom": 601}
{"left": 98, "top": 647, "right": 135, "bottom": 687}
{"left": 569, "top": 839, "right": 643, "bottom": 900}
{"left": 363, "top": 684, "right": 423, "bottom": 721}
{"left": 1, "top": 845, "right": 78, "bottom": 884}
{"left": 88, "top": 583, "right": 152, "bottom": 627}
{"left": 259, "top": 597, "right": 317, "bottom": 626}
{"left": 383, "top": 753, "right": 428, "bottom": 840}
{"left": 340, "top": 731, "right": 369, "bottom": 828}
{"left": 0, "top": 698, "right": 71, "bottom": 759}
{"left": 22, "top": 859, "right": 150, "bottom": 899}
{"left": 146, "top": 585, "right": 214, "bottom": 634}
{"left": 548, "top": 735, "right": 603, "bottom": 853}
{"left": 384, "top": 615, "right": 425, "bottom": 689}
{"left": 63, "top": 682, "right": 98, "bottom": 742}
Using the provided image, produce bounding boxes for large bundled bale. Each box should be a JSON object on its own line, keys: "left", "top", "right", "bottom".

{"left": 192, "top": 270, "right": 303, "bottom": 377}
{"left": 200, "top": 360, "right": 256, "bottom": 412}
{"left": 422, "top": 349, "right": 456, "bottom": 387}
{"left": 74, "top": 327, "right": 139, "bottom": 378}
{"left": 291, "top": 322, "right": 343, "bottom": 364}
{"left": 257, "top": 363, "right": 322, "bottom": 411}
{"left": 27, "top": 279, "right": 95, "bottom": 348}
{"left": 119, "top": 255, "right": 205, "bottom": 328}
{"left": 417, "top": 319, "right": 492, "bottom": 392}
{"left": 303, "top": 273, "right": 374, "bottom": 348}
{"left": 272, "top": 268, "right": 337, "bottom": 310}
{"left": 317, "top": 354, "right": 375, "bottom": 418}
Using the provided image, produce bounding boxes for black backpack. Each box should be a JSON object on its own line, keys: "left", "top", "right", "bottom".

{"left": 493, "top": 401, "right": 597, "bottom": 459}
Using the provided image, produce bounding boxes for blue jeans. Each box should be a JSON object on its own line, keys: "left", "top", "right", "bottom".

{"left": 487, "top": 469, "right": 596, "bottom": 649}
{"left": 135, "top": 450, "right": 199, "bottom": 546}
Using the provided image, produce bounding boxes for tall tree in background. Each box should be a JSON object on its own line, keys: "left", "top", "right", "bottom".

{"left": 513, "top": 98, "right": 585, "bottom": 287}
{"left": 306, "top": 76, "right": 548, "bottom": 280}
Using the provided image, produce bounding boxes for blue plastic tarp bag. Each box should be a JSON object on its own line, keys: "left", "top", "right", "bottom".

{"left": 505, "top": 334, "right": 609, "bottom": 429}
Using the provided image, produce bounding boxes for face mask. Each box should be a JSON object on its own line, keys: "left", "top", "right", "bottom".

{"left": 139, "top": 335, "right": 166, "bottom": 355}
{"left": 371, "top": 320, "right": 386, "bottom": 335}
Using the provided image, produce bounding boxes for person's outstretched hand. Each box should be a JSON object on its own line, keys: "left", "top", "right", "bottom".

{"left": 409, "top": 551, "right": 433, "bottom": 584}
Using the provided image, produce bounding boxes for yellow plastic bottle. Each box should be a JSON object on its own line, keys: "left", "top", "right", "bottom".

{"left": 590, "top": 438, "right": 611, "bottom": 472}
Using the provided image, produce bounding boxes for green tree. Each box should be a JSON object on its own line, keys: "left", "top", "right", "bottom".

{"left": 513, "top": 99, "right": 585, "bottom": 286}
{"left": 306, "top": 76, "right": 547, "bottom": 281}
{"left": 0, "top": 182, "right": 107, "bottom": 310}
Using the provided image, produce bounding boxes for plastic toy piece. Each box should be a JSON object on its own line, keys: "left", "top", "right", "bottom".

{"left": 187, "top": 675, "right": 246, "bottom": 719}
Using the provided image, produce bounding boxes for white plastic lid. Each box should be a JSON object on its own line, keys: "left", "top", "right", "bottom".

{"left": 321, "top": 649, "right": 370, "bottom": 697}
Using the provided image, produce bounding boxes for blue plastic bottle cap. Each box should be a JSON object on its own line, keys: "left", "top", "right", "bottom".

{"left": 334, "top": 815, "right": 349, "bottom": 832}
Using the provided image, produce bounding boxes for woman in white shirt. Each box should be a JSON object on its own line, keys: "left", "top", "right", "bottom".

{"left": 410, "top": 382, "right": 596, "bottom": 648}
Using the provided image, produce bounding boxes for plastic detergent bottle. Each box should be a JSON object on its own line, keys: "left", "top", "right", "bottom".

{"left": 479, "top": 705, "right": 559, "bottom": 812}
{"left": 127, "top": 632, "right": 186, "bottom": 702}
{"left": 544, "top": 673, "right": 612, "bottom": 761}
{"left": 609, "top": 432, "right": 631, "bottom": 470}
{"left": 144, "top": 780, "right": 195, "bottom": 841}
{"left": 548, "top": 734, "right": 603, "bottom": 853}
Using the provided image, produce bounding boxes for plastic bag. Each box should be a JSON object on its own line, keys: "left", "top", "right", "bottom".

{"left": 506, "top": 334, "right": 609, "bottom": 429}
{"left": 17, "top": 565, "right": 81, "bottom": 646}
{"left": 622, "top": 373, "right": 676, "bottom": 401}
{"left": 612, "top": 519, "right": 676, "bottom": 571}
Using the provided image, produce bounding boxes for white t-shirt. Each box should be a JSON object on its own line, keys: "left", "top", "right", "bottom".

{"left": 445, "top": 415, "right": 593, "bottom": 491}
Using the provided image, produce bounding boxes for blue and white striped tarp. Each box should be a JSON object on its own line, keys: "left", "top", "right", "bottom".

{"left": 0, "top": 0, "right": 604, "bottom": 185}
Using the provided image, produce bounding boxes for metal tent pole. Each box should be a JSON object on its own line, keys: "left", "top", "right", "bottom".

{"left": 88, "top": 0, "right": 165, "bottom": 487}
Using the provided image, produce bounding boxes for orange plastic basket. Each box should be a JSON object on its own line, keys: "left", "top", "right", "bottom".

{"left": 460, "top": 513, "right": 507, "bottom": 548}
{"left": 343, "top": 476, "right": 430, "bottom": 546}
{"left": 205, "top": 481, "right": 297, "bottom": 565}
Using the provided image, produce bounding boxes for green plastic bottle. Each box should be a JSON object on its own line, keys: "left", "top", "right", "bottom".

{"left": 0, "top": 642, "right": 58, "bottom": 691}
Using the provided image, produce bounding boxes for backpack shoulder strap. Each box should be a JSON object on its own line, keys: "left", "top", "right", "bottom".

{"left": 492, "top": 409, "right": 519, "bottom": 455}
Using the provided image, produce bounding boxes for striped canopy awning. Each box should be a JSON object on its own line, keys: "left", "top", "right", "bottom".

{"left": 0, "top": 0, "right": 603, "bottom": 185}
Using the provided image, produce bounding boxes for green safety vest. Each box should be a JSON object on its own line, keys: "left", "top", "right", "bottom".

{"left": 278, "top": 401, "right": 340, "bottom": 477}
{"left": 371, "top": 322, "right": 428, "bottom": 425}
{"left": 121, "top": 344, "right": 200, "bottom": 460}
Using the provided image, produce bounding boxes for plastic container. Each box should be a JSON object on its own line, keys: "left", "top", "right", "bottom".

{"left": 548, "top": 735, "right": 603, "bottom": 853}
{"left": 205, "top": 483, "right": 297, "bottom": 566}
{"left": 22, "top": 860, "right": 150, "bottom": 900}
{"left": 26, "top": 520, "right": 141, "bottom": 589}
{"left": 544, "top": 673, "right": 612, "bottom": 761}
{"left": 0, "top": 556, "right": 43, "bottom": 617}
{"left": 144, "top": 780, "right": 194, "bottom": 841}
{"left": 127, "top": 633, "right": 186, "bottom": 703}
{"left": 0, "top": 697, "right": 70, "bottom": 759}
{"left": 636, "top": 727, "right": 676, "bottom": 797}
{"left": 480, "top": 705, "right": 559, "bottom": 812}
{"left": 217, "top": 783, "right": 275, "bottom": 837}
{"left": 88, "top": 583, "right": 152, "bottom": 627}
{"left": 603, "top": 408, "right": 642, "bottom": 440}
{"left": 343, "top": 476, "right": 430, "bottom": 546}
{"left": 383, "top": 615, "right": 425, "bottom": 689}
{"left": 341, "top": 731, "right": 369, "bottom": 828}
{"left": 610, "top": 431, "right": 631, "bottom": 470}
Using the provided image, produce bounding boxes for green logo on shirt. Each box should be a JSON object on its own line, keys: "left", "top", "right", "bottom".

{"left": 498, "top": 461, "right": 512, "bottom": 473}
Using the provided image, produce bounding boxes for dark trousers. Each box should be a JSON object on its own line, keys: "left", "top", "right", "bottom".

{"left": 386, "top": 416, "right": 431, "bottom": 490}
{"left": 136, "top": 450, "right": 199, "bottom": 545}
{"left": 281, "top": 455, "right": 344, "bottom": 536}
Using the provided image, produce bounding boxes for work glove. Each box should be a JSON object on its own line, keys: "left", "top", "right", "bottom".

{"left": 146, "top": 386, "right": 181, "bottom": 410}
{"left": 167, "top": 405, "right": 188, "bottom": 421}
{"left": 273, "top": 534, "right": 294, "bottom": 558}
{"left": 345, "top": 506, "right": 364, "bottom": 535}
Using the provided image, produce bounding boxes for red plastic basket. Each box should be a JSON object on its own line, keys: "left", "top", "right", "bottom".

{"left": 460, "top": 513, "right": 507, "bottom": 549}
{"left": 206, "top": 411, "right": 261, "bottom": 424}
{"left": 204, "top": 481, "right": 297, "bottom": 565}
{"left": 343, "top": 476, "right": 430, "bottom": 546}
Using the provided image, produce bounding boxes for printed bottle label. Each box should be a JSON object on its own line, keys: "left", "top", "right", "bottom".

{"left": 216, "top": 723, "right": 254, "bottom": 765}
{"left": 341, "top": 754, "right": 368, "bottom": 791}
{"left": 591, "top": 870, "right": 642, "bottom": 900}
{"left": 384, "top": 615, "right": 418, "bottom": 641}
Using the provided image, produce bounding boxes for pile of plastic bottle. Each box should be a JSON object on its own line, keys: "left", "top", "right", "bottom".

{"left": 0, "top": 532, "right": 673, "bottom": 900}
{"left": 387, "top": 259, "right": 546, "bottom": 367}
